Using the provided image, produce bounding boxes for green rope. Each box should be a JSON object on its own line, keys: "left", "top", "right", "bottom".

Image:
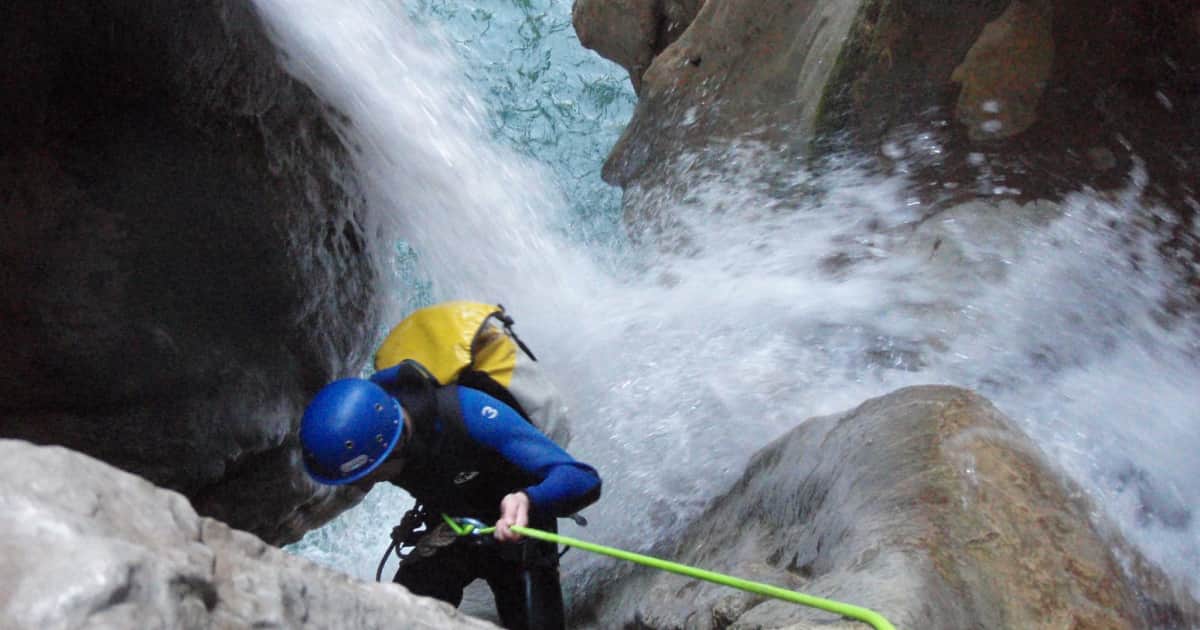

{"left": 441, "top": 515, "right": 895, "bottom": 630}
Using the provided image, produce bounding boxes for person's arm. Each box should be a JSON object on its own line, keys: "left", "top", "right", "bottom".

{"left": 455, "top": 387, "right": 601, "bottom": 536}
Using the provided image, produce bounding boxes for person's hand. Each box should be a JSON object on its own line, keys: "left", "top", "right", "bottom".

{"left": 495, "top": 492, "right": 530, "bottom": 542}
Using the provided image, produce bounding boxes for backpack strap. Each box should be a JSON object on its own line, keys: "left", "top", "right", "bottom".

{"left": 371, "top": 359, "right": 446, "bottom": 462}
{"left": 487, "top": 304, "right": 538, "bottom": 362}
{"left": 456, "top": 369, "right": 534, "bottom": 424}
{"left": 433, "top": 385, "right": 470, "bottom": 459}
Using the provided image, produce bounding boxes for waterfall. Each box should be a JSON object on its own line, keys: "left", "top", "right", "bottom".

{"left": 252, "top": 0, "right": 1199, "bottom": 606}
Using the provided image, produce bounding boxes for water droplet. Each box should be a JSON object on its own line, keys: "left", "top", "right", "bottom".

{"left": 1155, "top": 91, "right": 1174, "bottom": 111}
{"left": 882, "top": 142, "right": 906, "bottom": 159}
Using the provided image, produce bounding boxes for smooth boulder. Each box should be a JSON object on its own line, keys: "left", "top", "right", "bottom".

{"left": 574, "top": 386, "right": 1196, "bottom": 629}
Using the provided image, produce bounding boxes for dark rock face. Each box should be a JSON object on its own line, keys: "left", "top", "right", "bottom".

{"left": 577, "top": 0, "right": 1198, "bottom": 192}
{"left": 821, "top": 0, "right": 1199, "bottom": 204}
{"left": 1, "top": 1, "right": 383, "bottom": 543}
{"left": 574, "top": 386, "right": 1198, "bottom": 630}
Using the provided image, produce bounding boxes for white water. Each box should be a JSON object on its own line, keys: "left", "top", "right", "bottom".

{"left": 253, "top": 0, "right": 1200, "bottom": 610}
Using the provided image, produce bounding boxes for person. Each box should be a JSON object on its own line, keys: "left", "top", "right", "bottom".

{"left": 298, "top": 363, "right": 602, "bottom": 630}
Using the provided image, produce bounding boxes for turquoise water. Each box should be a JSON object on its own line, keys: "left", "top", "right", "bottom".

{"left": 406, "top": 0, "right": 635, "bottom": 251}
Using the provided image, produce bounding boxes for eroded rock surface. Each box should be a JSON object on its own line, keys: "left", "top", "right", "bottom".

{"left": 575, "top": 0, "right": 1199, "bottom": 322}
{"left": 574, "top": 386, "right": 1197, "bottom": 629}
{"left": 0, "top": 439, "right": 496, "bottom": 630}
{"left": 574, "top": 0, "right": 1198, "bottom": 221}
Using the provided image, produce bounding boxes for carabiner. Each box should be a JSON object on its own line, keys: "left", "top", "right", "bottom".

{"left": 442, "top": 514, "right": 496, "bottom": 537}
{"left": 457, "top": 517, "right": 490, "bottom": 534}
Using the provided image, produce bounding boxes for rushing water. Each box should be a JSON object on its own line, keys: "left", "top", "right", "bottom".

{"left": 253, "top": 0, "right": 1200, "bottom": 613}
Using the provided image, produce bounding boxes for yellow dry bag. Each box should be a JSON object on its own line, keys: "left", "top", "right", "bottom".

{"left": 374, "top": 301, "right": 571, "bottom": 446}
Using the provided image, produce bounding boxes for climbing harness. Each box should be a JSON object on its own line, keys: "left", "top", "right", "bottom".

{"left": 376, "top": 508, "right": 591, "bottom": 580}
{"left": 442, "top": 515, "right": 897, "bottom": 630}
{"left": 375, "top": 504, "right": 424, "bottom": 581}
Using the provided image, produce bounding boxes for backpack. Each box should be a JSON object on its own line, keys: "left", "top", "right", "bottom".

{"left": 373, "top": 301, "right": 572, "bottom": 447}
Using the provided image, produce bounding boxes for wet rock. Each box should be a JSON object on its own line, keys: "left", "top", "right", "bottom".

{"left": 592, "top": 0, "right": 867, "bottom": 190}
{"left": 950, "top": 0, "right": 1055, "bottom": 141}
{"left": 575, "top": 386, "right": 1198, "bottom": 629}
{"left": 572, "top": 0, "right": 702, "bottom": 93}
{"left": 0, "top": 0, "right": 386, "bottom": 543}
{"left": 572, "top": 0, "right": 1199, "bottom": 213}
{"left": 0, "top": 439, "right": 497, "bottom": 630}
{"left": 574, "top": 0, "right": 1200, "bottom": 314}
{"left": 572, "top": 0, "right": 658, "bottom": 93}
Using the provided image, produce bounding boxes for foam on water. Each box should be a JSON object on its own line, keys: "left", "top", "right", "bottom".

{"left": 252, "top": 0, "right": 1199, "bottom": 605}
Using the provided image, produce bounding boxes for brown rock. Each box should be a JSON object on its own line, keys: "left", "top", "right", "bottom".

{"left": 572, "top": 0, "right": 659, "bottom": 92}
{"left": 586, "top": 0, "right": 869, "bottom": 241}
{"left": 572, "top": 0, "right": 704, "bottom": 93}
{"left": 951, "top": 0, "right": 1056, "bottom": 141}
{"left": 577, "top": 386, "right": 1197, "bottom": 629}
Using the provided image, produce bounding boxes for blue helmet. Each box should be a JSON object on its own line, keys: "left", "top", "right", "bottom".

{"left": 299, "top": 378, "right": 404, "bottom": 485}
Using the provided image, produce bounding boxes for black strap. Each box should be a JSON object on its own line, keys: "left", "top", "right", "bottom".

{"left": 379, "top": 360, "right": 439, "bottom": 445}
{"left": 434, "top": 385, "right": 469, "bottom": 457}
{"left": 375, "top": 503, "right": 430, "bottom": 581}
{"left": 456, "top": 369, "right": 534, "bottom": 422}
{"left": 493, "top": 304, "right": 538, "bottom": 362}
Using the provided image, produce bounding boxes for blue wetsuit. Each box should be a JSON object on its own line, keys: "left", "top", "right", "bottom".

{"left": 366, "top": 364, "right": 601, "bottom": 520}
{"left": 453, "top": 386, "right": 600, "bottom": 515}
{"left": 369, "top": 370, "right": 600, "bottom": 630}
